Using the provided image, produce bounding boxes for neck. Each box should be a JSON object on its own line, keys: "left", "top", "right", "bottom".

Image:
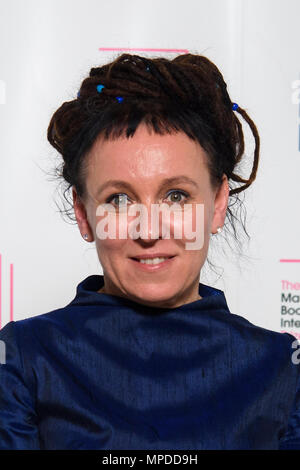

{"left": 97, "top": 286, "right": 202, "bottom": 306}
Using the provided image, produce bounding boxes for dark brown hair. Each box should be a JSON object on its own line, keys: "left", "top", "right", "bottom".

{"left": 47, "top": 52, "right": 260, "bottom": 270}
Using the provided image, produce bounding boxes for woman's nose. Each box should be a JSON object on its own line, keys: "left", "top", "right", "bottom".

{"left": 128, "top": 202, "right": 167, "bottom": 241}
{"left": 128, "top": 201, "right": 182, "bottom": 242}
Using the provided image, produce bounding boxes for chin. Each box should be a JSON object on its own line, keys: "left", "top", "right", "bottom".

{"left": 128, "top": 285, "right": 178, "bottom": 305}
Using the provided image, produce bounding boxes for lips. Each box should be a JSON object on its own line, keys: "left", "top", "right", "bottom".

{"left": 129, "top": 255, "right": 176, "bottom": 272}
{"left": 130, "top": 254, "right": 176, "bottom": 260}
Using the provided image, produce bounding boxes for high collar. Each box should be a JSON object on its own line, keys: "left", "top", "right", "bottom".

{"left": 68, "top": 274, "right": 231, "bottom": 314}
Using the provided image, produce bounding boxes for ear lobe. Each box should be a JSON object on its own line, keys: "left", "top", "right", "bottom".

{"left": 211, "top": 175, "right": 229, "bottom": 234}
{"left": 72, "top": 187, "right": 93, "bottom": 241}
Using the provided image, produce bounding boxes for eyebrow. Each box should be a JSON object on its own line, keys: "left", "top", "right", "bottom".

{"left": 96, "top": 176, "right": 199, "bottom": 197}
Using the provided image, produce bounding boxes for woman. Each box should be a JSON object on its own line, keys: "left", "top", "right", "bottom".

{"left": 0, "top": 53, "right": 299, "bottom": 450}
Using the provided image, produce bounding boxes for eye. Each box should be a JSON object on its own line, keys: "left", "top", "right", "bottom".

{"left": 165, "top": 190, "right": 189, "bottom": 204}
{"left": 106, "top": 193, "right": 130, "bottom": 207}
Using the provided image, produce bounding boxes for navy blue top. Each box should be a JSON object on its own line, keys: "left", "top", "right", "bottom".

{"left": 0, "top": 274, "right": 300, "bottom": 450}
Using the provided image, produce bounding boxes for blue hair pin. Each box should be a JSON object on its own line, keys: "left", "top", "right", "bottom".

{"left": 96, "top": 83, "right": 122, "bottom": 102}
{"left": 232, "top": 102, "right": 239, "bottom": 111}
{"left": 97, "top": 84, "right": 105, "bottom": 93}
{"left": 77, "top": 91, "right": 80, "bottom": 98}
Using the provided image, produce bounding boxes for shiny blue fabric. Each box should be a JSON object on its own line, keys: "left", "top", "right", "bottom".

{"left": 0, "top": 274, "right": 300, "bottom": 450}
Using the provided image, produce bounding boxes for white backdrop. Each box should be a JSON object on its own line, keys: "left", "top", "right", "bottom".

{"left": 0, "top": 0, "right": 299, "bottom": 337}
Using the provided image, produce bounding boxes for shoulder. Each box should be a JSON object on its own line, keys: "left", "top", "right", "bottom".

{"left": 0, "top": 303, "right": 83, "bottom": 350}
{"left": 227, "top": 308, "right": 297, "bottom": 346}
{"left": 0, "top": 304, "right": 89, "bottom": 383}
{"left": 217, "top": 309, "right": 300, "bottom": 374}
{"left": 202, "top": 282, "right": 299, "bottom": 358}
{"left": 223, "top": 312, "right": 300, "bottom": 424}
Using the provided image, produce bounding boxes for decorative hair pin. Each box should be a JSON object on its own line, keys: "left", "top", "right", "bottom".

{"left": 96, "top": 84, "right": 123, "bottom": 102}
{"left": 97, "top": 84, "right": 105, "bottom": 93}
{"left": 232, "top": 103, "right": 239, "bottom": 111}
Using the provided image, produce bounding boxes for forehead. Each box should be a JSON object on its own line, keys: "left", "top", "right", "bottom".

{"left": 86, "top": 123, "right": 208, "bottom": 181}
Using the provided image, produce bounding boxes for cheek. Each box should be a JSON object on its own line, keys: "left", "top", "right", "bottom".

{"left": 95, "top": 212, "right": 129, "bottom": 262}
{"left": 171, "top": 202, "right": 211, "bottom": 251}
{"left": 96, "top": 239, "right": 128, "bottom": 272}
{"left": 95, "top": 210, "right": 135, "bottom": 240}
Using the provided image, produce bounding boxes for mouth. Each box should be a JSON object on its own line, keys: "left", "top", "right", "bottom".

{"left": 129, "top": 255, "right": 176, "bottom": 271}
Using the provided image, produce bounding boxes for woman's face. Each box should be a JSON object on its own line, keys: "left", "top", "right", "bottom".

{"left": 73, "top": 123, "right": 229, "bottom": 308}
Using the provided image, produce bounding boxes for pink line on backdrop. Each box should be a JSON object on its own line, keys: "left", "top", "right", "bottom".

{"left": 99, "top": 47, "right": 189, "bottom": 53}
{"left": 279, "top": 259, "right": 300, "bottom": 263}
{"left": 10, "top": 263, "right": 13, "bottom": 322}
{"left": 0, "top": 254, "right": 2, "bottom": 329}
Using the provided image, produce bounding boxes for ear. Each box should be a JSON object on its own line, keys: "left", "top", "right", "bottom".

{"left": 72, "top": 187, "right": 94, "bottom": 242}
{"left": 211, "top": 174, "right": 229, "bottom": 234}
